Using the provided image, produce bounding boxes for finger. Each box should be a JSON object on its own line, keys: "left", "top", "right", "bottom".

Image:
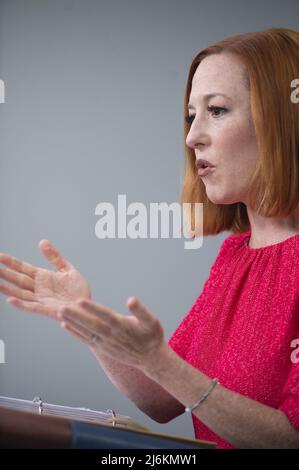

{"left": 61, "top": 320, "right": 118, "bottom": 357}
{"left": 38, "top": 240, "right": 74, "bottom": 272}
{"left": 6, "top": 297, "right": 51, "bottom": 316}
{"left": 0, "top": 252, "right": 37, "bottom": 279}
{"left": 60, "top": 318, "right": 102, "bottom": 345}
{"left": 58, "top": 305, "right": 112, "bottom": 337}
{"left": 62, "top": 324, "right": 88, "bottom": 343}
{"left": 0, "top": 266, "right": 34, "bottom": 291}
{"left": 127, "top": 296, "right": 154, "bottom": 323}
{"left": 61, "top": 319, "right": 119, "bottom": 357}
{"left": 0, "top": 282, "right": 35, "bottom": 301}
{"left": 61, "top": 320, "right": 130, "bottom": 362}
{"left": 76, "top": 299, "right": 120, "bottom": 328}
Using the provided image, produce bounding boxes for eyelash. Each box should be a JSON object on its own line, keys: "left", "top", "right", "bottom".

{"left": 185, "top": 106, "right": 227, "bottom": 124}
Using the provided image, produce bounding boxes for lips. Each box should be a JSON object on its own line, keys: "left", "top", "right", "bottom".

{"left": 197, "top": 166, "right": 216, "bottom": 176}
{"left": 195, "top": 158, "right": 216, "bottom": 176}
{"left": 195, "top": 158, "right": 215, "bottom": 171}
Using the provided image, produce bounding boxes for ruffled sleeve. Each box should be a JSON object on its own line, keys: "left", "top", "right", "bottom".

{"left": 167, "top": 300, "right": 200, "bottom": 360}
{"left": 278, "top": 338, "right": 299, "bottom": 431}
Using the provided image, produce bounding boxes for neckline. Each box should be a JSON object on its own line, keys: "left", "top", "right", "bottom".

{"left": 243, "top": 231, "right": 299, "bottom": 252}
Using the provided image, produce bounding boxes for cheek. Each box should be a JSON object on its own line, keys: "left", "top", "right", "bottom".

{"left": 214, "top": 121, "right": 259, "bottom": 168}
{"left": 203, "top": 122, "right": 259, "bottom": 204}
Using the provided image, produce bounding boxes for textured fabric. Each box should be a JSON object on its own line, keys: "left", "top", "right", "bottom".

{"left": 168, "top": 230, "right": 299, "bottom": 449}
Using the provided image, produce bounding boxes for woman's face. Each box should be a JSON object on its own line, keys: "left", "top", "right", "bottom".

{"left": 186, "top": 52, "right": 259, "bottom": 206}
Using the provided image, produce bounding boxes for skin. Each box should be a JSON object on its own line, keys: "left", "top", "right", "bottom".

{"left": 186, "top": 51, "right": 299, "bottom": 248}
{"left": 0, "top": 52, "right": 298, "bottom": 448}
{"left": 0, "top": 251, "right": 298, "bottom": 448}
{"left": 0, "top": 240, "right": 91, "bottom": 318}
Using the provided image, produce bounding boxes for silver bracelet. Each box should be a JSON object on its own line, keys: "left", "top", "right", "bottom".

{"left": 185, "top": 378, "right": 219, "bottom": 413}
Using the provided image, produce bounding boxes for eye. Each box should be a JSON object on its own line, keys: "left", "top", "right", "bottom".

{"left": 185, "top": 106, "right": 227, "bottom": 125}
{"left": 207, "top": 105, "right": 227, "bottom": 117}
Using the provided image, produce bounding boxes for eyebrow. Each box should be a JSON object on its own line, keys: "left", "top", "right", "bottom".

{"left": 188, "top": 93, "right": 232, "bottom": 109}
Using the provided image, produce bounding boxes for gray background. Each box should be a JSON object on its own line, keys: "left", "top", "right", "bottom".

{"left": 0, "top": 0, "right": 298, "bottom": 441}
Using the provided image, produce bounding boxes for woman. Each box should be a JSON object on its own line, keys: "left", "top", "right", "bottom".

{"left": 0, "top": 27, "right": 299, "bottom": 449}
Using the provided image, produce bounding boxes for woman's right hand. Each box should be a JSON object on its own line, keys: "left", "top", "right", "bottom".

{"left": 0, "top": 240, "right": 92, "bottom": 320}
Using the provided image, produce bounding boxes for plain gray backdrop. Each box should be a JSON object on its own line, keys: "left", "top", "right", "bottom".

{"left": 0, "top": 0, "right": 298, "bottom": 441}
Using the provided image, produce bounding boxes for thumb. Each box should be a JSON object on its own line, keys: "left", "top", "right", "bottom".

{"left": 127, "top": 296, "right": 154, "bottom": 323}
{"left": 38, "top": 239, "right": 74, "bottom": 272}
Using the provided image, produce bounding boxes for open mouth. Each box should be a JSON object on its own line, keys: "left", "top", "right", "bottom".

{"left": 197, "top": 165, "right": 216, "bottom": 176}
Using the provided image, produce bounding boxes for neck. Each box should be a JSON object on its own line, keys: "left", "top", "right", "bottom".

{"left": 245, "top": 207, "right": 299, "bottom": 249}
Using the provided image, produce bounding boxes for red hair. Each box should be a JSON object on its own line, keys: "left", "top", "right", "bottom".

{"left": 181, "top": 28, "right": 299, "bottom": 236}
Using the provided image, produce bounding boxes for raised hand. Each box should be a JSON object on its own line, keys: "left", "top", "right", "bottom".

{"left": 0, "top": 240, "right": 91, "bottom": 319}
{"left": 57, "top": 296, "right": 166, "bottom": 370}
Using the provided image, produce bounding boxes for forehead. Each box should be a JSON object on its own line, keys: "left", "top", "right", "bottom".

{"left": 189, "top": 52, "right": 248, "bottom": 102}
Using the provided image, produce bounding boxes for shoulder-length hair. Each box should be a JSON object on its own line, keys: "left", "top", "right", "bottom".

{"left": 181, "top": 27, "right": 299, "bottom": 236}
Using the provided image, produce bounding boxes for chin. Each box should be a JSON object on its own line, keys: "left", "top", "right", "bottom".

{"left": 206, "top": 190, "right": 238, "bottom": 205}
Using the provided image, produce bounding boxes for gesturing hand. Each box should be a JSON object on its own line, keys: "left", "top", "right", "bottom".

{"left": 58, "top": 296, "right": 165, "bottom": 370}
{"left": 0, "top": 240, "right": 91, "bottom": 319}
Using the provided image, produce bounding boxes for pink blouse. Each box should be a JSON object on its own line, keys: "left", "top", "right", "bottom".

{"left": 168, "top": 230, "right": 299, "bottom": 449}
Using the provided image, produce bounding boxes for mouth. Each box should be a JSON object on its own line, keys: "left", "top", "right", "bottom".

{"left": 197, "top": 165, "right": 216, "bottom": 177}
{"left": 195, "top": 158, "right": 216, "bottom": 175}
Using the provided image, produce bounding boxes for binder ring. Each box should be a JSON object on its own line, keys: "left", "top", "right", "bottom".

{"left": 105, "top": 408, "right": 116, "bottom": 426}
{"left": 33, "top": 396, "right": 43, "bottom": 415}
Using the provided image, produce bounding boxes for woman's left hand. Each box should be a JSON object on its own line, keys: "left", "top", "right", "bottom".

{"left": 57, "top": 296, "right": 166, "bottom": 370}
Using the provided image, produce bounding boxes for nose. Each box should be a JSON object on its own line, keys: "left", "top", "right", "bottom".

{"left": 185, "top": 118, "right": 209, "bottom": 150}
